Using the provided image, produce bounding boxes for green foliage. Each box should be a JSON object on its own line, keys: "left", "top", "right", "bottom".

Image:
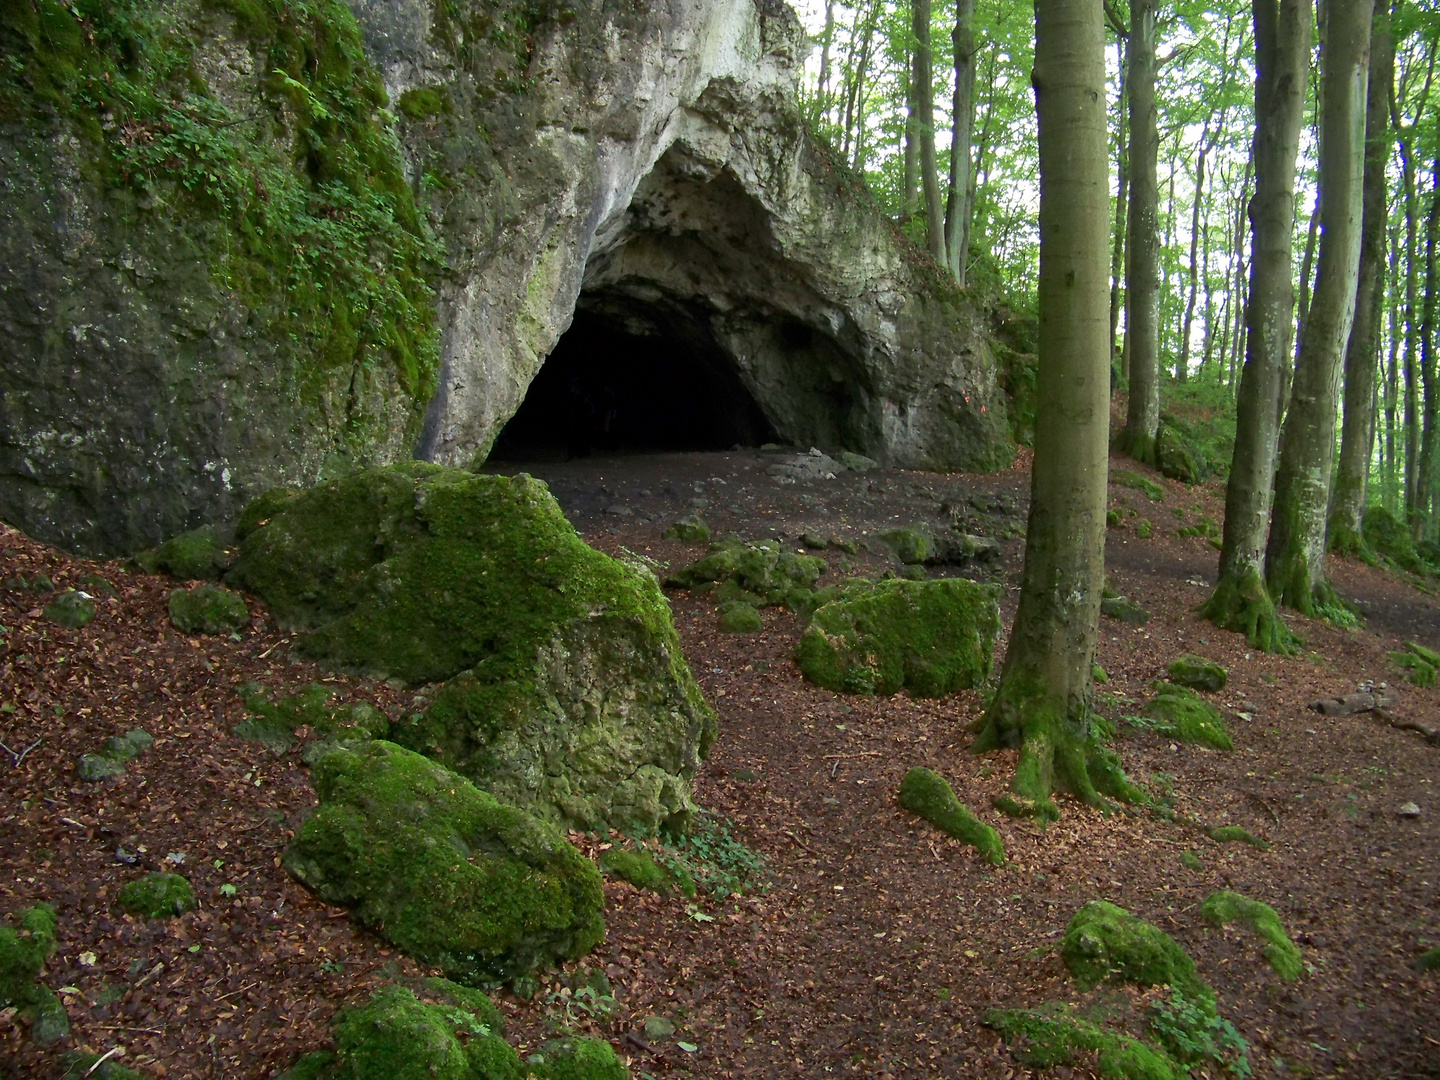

{"left": 283, "top": 740, "right": 605, "bottom": 983}
{"left": 1160, "top": 379, "right": 1238, "bottom": 480}
{"left": 0, "top": 0, "right": 440, "bottom": 402}
{"left": 985, "top": 1003, "right": 1184, "bottom": 1080}
{"left": 1363, "top": 506, "right": 1428, "bottom": 573}
{"left": 795, "top": 578, "right": 1000, "bottom": 697}
{"left": 118, "top": 872, "right": 197, "bottom": 919}
{"left": 1147, "top": 988, "right": 1251, "bottom": 1078}
{"left": 169, "top": 583, "right": 249, "bottom": 635}
{"left": 898, "top": 766, "right": 1005, "bottom": 865}
{"left": 1166, "top": 654, "right": 1228, "bottom": 692}
{"left": 1061, "top": 901, "right": 1215, "bottom": 1012}
{"left": 655, "top": 812, "right": 767, "bottom": 901}
{"left": 1199, "top": 890, "right": 1302, "bottom": 981}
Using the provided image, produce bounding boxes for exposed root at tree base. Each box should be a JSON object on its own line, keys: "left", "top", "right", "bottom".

{"left": 1200, "top": 568, "right": 1299, "bottom": 655}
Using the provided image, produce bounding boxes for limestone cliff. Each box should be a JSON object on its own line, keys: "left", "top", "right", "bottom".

{"left": 1, "top": 0, "right": 1012, "bottom": 555}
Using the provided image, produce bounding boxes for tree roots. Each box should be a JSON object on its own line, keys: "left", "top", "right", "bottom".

{"left": 1199, "top": 568, "right": 1299, "bottom": 655}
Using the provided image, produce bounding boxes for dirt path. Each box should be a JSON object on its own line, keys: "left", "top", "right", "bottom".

{"left": 2, "top": 450, "right": 1438, "bottom": 1079}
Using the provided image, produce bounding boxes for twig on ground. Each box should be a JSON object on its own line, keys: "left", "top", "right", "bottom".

{"left": 0, "top": 737, "right": 41, "bottom": 767}
{"left": 84, "top": 1047, "right": 120, "bottom": 1076}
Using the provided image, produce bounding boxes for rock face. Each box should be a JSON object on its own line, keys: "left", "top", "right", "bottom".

{"left": 228, "top": 463, "right": 715, "bottom": 832}
{"left": 2, "top": 0, "right": 1011, "bottom": 555}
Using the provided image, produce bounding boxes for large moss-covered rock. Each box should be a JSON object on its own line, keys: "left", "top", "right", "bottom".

{"left": 795, "top": 578, "right": 999, "bottom": 696}
{"left": 169, "top": 583, "right": 249, "bottom": 634}
{"left": 665, "top": 538, "right": 826, "bottom": 608}
{"left": 1139, "top": 686, "right": 1232, "bottom": 750}
{"left": 118, "top": 872, "right": 196, "bottom": 919}
{"left": 1363, "top": 506, "right": 1429, "bottom": 572}
{"left": 284, "top": 740, "right": 605, "bottom": 983}
{"left": 138, "top": 526, "right": 230, "bottom": 581}
{"left": 229, "top": 464, "right": 714, "bottom": 832}
{"left": 0, "top": 902, "right": 69, "bottom": 1045}
{"left": 1061, "top": 901, "right": 1215, "bottom": 1012}
{"left": 1166, "top": 655, "right": 1227, "bottom": 693}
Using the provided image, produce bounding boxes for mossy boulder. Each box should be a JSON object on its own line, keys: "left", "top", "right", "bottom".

{"left": 598, "top": 847, "right": 696, "bottom": 897}
{"left": 45, "top": 590, "right": 97, "bottom": 629}
{"left": 986, "top": 1004, "right": 1183, "bottom": 1080}
{"left": 118, "top": 872, "right": 196, "bottom": 919}
{"left": 898, "top": 767, "right": 1004, "bottom": 865}
{"left": 76, "top": 728, "right": 153, "bottom": 782}
{"left": 1101, "top": 595, "right": 1149, "bottom": 625}
{"left": 1139, "top": 687, "right": 1232, "bottom": 750}
{"left": 138, "top": 526, "right": 229, "bottom": 580}
{"left": 664, "top": 537, "right": 826, "bottom": 607}
{"left": 283, "top": 741, "right": 605, "bottom": 983}
{"left": 1156, "top": 419, "right": 1208, "bottom": 485}
{"left": 877, "top": 523, "right": 1002, "bottom": 567}
{"left": 228, "top": 465, "right": 714, "bottom": 832}
{"left": 0, "top": 902, "right": 69, "bottom": 1045}
{"left": 1390, "top": 641, "right": 1440, "bottom": 688}
{"left": 718, "top": 601, "right": 763, "bottom": 633}
{"left": 1416, "top": 946, "right": 1440, "bottom": 971}
{"left": 663, "top": 515, "right": 711, "bottom": 544}
{"left": 795, "top": 578, "right": 1000, "bottom": 697}
{"left": 527, "top": 1037, "right": 630, "bottom": 1080}
{"left": 169, "top": 584, "right": 249, "bottom": 635}
{"left": 1061, "top": 901, "right": 1215, "bottom": 1012}
{"left": 878, "top": 525, "right": 934, "bottom": 565}
{"left": 233, "top": 684, "right": 390, "bottom": 754}
{"left": 1199, "top": 891, "right": 1301, "bottom": 981}
{"left": 1167, "top": 655, "right": 1227, "bottom": 693}
{"left": 1363, "top": 506, "right": 1424, "bottom": 571}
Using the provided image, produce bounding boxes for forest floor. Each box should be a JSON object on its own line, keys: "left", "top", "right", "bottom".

{"left": 2, "top": 447, "right": 1438, "bottom": 1080}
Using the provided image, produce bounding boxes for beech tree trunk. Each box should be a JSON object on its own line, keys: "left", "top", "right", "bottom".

{"left": 1201, "top": 0, "right": 1311, "bottom": 652}
{"left": 1418, "top": 160, "right": 1440, "bottom": 534}
{"left": 1110, "top": 34, "right": 1129, "bottom": 375}
{"left": 1119, "top": 0, "right": 1161, "bottom": 461}
{"left": 945, "top": 0, "right": 977, "bottom": 283}
{"left": 1267, "top": 0, "right": 1372, "bottom": 614}
{"left": 1178, "top": 126, "right": 1211, "bottom": 381}
{"left": 913, "top": 0, "right": 946, "bottom": 260}
{"left": 975, "top": 0, "right": 1139, "bottom": 822}
{"left": 1329, "top": 0, "right": 1391, "bottom": 554}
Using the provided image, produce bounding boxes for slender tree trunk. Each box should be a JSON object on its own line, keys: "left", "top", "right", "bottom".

{"left": 913, "top": 0, "right": 946, "bottom": 259}
{"left": 1111, "top": 33, "right": 1130, "bottom": 373}
{"left": 1329, "top": 0, "right": 1391, "bottom": 554}
{"left": 1417, "top": 158, "right": 1440, "bottom": 535}
{"left": 1295, "top": 198, "right": 1321, "bottom": 344}
{"left": 975, "top": 0, "right": 1139, "bottom": 821}
{"left": 945, "top": 0, "right": 977, "bottom": 282}
{"left": 1394, "top": 88, "right": 1424, "bottom": 517}
{"left": 1201, "top": 0, "right": 1312, "bottom": 652}
{"left": 814, "top": 0, "right": 835, "bottom": 126}
{"left": 1120, "top": 0, "right": 1161, "bottom": 461}
{"left": 1179, "top": 125, "right": 1211, "bottom": 382}
{"left": 1385, "top": 225, "right": 1401, "bottom": 508}
{"left": 1267, "top": 0, "right": 1373, "bottom": 614}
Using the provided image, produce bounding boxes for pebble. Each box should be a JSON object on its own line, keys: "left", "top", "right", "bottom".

{"left": 1398, "top": 802, "right": 1421, "bottom": 818}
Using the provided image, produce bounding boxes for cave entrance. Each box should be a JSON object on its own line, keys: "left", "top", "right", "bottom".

{"left": 489, "top": 298, "right": 775, "bottom": 461}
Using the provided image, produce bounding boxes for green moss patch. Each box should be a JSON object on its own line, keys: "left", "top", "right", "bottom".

{"left": 1363, "top": 506, "right": 1429, "bottom": 573}
{"left": 1416, "top": 946, "right": 1440, "bottom": 971}
{"left": 44, "top": 590, "right": 96, "bottom": 629}
{"left": 878, "top": 525, "right": 933, "bottom": 565}
{"left": 233, "top": 683, "right": 389, "bottom": 754}
{"left": 526, "top": 1036, "right": 629, "bottom": 1080}
{"left": 985, "top": 1004, "right": 1183, "bottom": 1080}
{"left": 663, "top": 515, "right": 711, "bottom": 544}
{"left": 795, "top": 578, "right": 999, "bottom": 697}
{"left": 1155, "top": 418, "right": 1209, "bottom": 486}
{"left": 665, "top": 538, "right": 826, "bottom": 608}
{"left": 169, "top": 584, "right": 249, "bottom": 635}
{"left": 1113, "top": 471, "right": 1165, "bottom": 501}
{"left": 1199, "top": 890, "right": 1302, "bottom": 981}
{"left": 138, "top": 526, "right": 230, "bottom": 581}
{"left": 898, "top": 767, "right": 1004, "bottom": 865}
{"left": 1101, "top": 595, "right": 1149, "bottom": 625}
{"left": 59, "top": 1052, "right": 147, "bottom": 1079}
{"left": 1390, "top": 641, "right": 1440, "bottom": 688}
{"left": 118, "top": 872, "right": 196, "bottom": 919}
{"left": 283, "top": 740, "right": 604, "bottom": 983}
{"left": 1166, "top": 655, "right": 1227, "bottom": 692}
{"left": 76, "top": 728, "right": 153, "bottom": 782}
{"left": 77, "top": 574, "right": 117, "bottom": 597}
{"left": 1061, "top": 901, "right": 1215, "bottom": 1012}
{"left": 0, "top": 903, "right": 69, "bottom": 1045}
{"left": 229, "top": 465, "right": 714, "bottom": 832}
{"left": 1133, "top": 686, "right": 1232, "bottom": 750}
{"left": 718, "top": 601, "right": 763, "bottom": 633}
{"left": 1206, "top": 825, "right": 1271, "bottom": 849}
{"left": 597, "top": 847, "right": 696, "bottom": 897}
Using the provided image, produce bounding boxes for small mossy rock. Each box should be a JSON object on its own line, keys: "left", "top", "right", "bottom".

{"left": 1135, "top": 519, "right": 1153, "bottom": 539}
{"left": 284, "top": 741, "right": 604, "bottom": 983}
{"left": 985, "top": 1005, "right": 1183, "bottom": 1080}
{"left": 878, "top": 525, "right": 934, "bottom": 565}
{"left": 597, "top": 848, "right": 696, "bottom": 897}
{"left": 838, "top": 451, "right": 879, "bottom": 472}
{"left": 1167, "top": 655, "right": 1227, "bottom": 693}
{"left": 141, "top": 526, "right": 229, "bottom": 581}
{"left": 0, "top": 903, "right": 69, "bottom": 1045}
{"left": 1061, "top": 901, "right": 1215, "bottom": 1012}
{"left": 77, "top": 573, "right": 118, "bottom": 597}
{"left": 3, "top": 572, "right": 53, "bottom": 593}
{"left": 665, "top": 537, "right": 826, "bottom": 606}
{"left": 718, "top": 601, "right": 763, "bottom": 633}
{"left": 76, "top": 728, "right": 152, "bottom": 781}
{"left": 796, "top": 578, "right": 1000, "bottom": 697}
{"left": 1101, "top": 596, "right": 1149, "bottom": 624}
{"left": 1363, "top": 506, "right": 1423, "bottom": 571}
{"left": 76, "top": 753, "right": 127, "bottom": 781}
{"left": 169, "top": 584, "right": 248, "bottom": 635}
{"left": 1156, "top": 420, "right": 1206, "bottom": 485}
{"left": 45, "top": 590, "right": 96, "bottom": 629}
{"left": 663, "top": 515, "right": 710, "bottom": 544}
{"left": 235, "top": 684, "right": 389, "bottom": 755}
{"left": 529, "top": 1036, "right": 630, "bottom": 1080}
{"left": 1390, "top": 641, "right": 1440, "bottom": 688}
{"left": 898, "top": 767, "right": 1005, "bottom": 865}
{"left": 1113, "top": 470, "right": 1165, "bottom": 501}
{"left": 1200, "top": 890, "right": 1302, "bottom": 981}
{"left": 1416, "top": 946, "right": 1440, "bottom": 971}
{"left": 230, "top": 465, "right": 713, "bottom": 833}
{"left": 1207, "top": 825, "right": 1271, "bottom": 849}
{"left": 59, "top": 1053, "right": 147, "bottom": 1079}
{"left": 1140, "top": 686, "right": 1232, "bottom": 750}
{"left": 119, "top": 872, "right": 196, "bottom": 919}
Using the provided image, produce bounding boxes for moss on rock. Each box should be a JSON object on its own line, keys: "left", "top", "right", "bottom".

{"left": 985, "top": 1004, "right": 1183, "bottom": 1080}
{"left": 233, "top": 684, "right": 389, "bottom": 754}
{"left": 795, "top": 578, "right": 999, "bottom": 697}
{"left": 898, "top": 767, "right": 1004, "bottom": 865}
{"left": 59, "top": 1053, "right": 147, "bottom": 1080}
{"left": 527, "top": 1036, "right": 630, "bottom": 1080}
{"left": 597, "top": 848, "right": 696, "bottom": 897}
{"left": 1166, "top": 655, "right": 1227, "bottom": 692}
{"left": 45, "top": 590, "right": 97, "bottom": 629}
{"left": 283, "top": 741, "right": 604, "bottom": 983}
{"left": 118, "top": 872, "right": 196, "bottom": 919}
{"left": 1061, "top": 901, "right": 1215, "bottom": 1012}
{"left": 139, "top": 526, "right": 230, "bottom": 581}
{"left": 718, "top": 601, "right": 763, "bottom": 633}
{"left": 665, "top": 538, "right": 826, "bottom": 607}
{"left": 1199, "top": 890, "right": 1302, "bottom": 981}
{"left": 1138, "top": 686, "right": 1232, "bottom": 750}
{"left": 169, "top": 584, "right": 249, "bottom": 635}
{"left": 663, "top": 516, "right": 711, "bottom": 544}
{"left": 0, "top": 902, "right": 68, "bottom": 1045}
{"left": 230, "top": 466, "right": 714, "bottom": 833}
{"left": 1363, "top": 506, "right": 1425, "bottom": 572}
{"left": 76, "top": 728, "right": 153, "bottom": 782}
{"left": 1416, "top": 946, "right": 1440, "bottom": 971}
{"left": 1206, "top": 825, "right": 1270, "bottom": 849}
{"left": 878, "top": 525, "right": 934, "bottom": 565}
{"left": 1390, "top": 641, "right": 1439, "bottom": 688}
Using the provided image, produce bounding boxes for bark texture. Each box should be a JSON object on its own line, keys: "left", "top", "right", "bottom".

{"left": 1201, "top": 0, "right": 1311, "bottom": 652}
{"left": 1267, "top": 0, "right": 1373, "bottom": 614}
{"left": 913, "top": 0, "right": 946, "bottom": 262}
{"left": 945, "top": 0, "right": 977, "bottom": 283}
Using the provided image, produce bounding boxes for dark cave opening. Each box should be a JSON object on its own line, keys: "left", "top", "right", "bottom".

{"left": 489, "top": 303, "right": 776, "bottom": 461}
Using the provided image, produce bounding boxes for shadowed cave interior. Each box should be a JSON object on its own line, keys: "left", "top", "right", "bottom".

{"left": 490, "top": 298, "right": 777, "bottom": 461}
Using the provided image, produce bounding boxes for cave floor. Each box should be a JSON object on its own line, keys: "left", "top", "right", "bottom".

{"left": 2, "top": 447, "right": 1438, "bottom": 1079}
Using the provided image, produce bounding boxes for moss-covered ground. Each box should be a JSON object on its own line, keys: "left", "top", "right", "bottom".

{"left": 1200, "top": 890, "right": 1303, "bottom": 981}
